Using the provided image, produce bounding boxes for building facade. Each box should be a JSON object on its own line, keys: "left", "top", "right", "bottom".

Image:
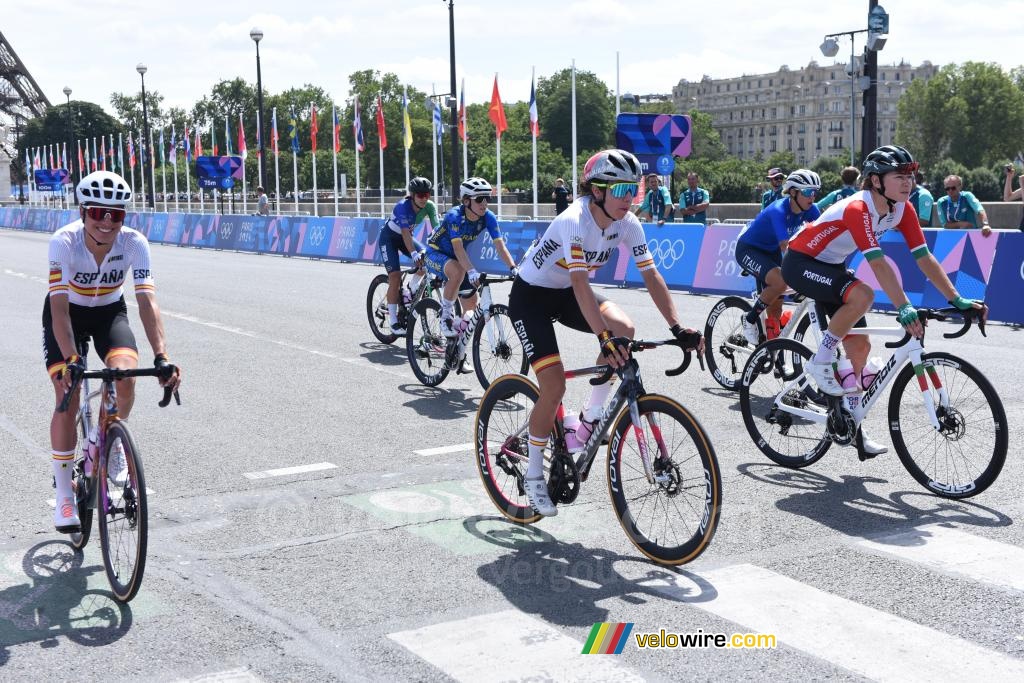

{"left": 672, "top": 60, "right": 938, "bottom": 165}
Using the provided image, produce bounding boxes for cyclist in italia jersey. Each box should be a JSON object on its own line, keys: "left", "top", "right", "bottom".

{"left": 735, "top": 169, "right": 821, "bottom": 345}
{"left": 782, "top": 146, "right": 985, "bottom": 455}
{"left": 44, "top": 171, "right": 181, "bottom": 533}
{"left": 378, "top": 177, "right": 438, "bottom": 334}
{"left": 509, "top": 149, "right": 703, "bottom": 517}
{"left": 423, "top": 177, "right": 518, "bottom": 337}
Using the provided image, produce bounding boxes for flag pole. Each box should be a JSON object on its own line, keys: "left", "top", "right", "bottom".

{"left": 531, "top": 66, "right": 538, "bottom": 218}
{"left": 571, "top": 59, "right": 578, "bottom": 197}
{"left": 272, "top": 108, "right": 280, "bottom": 215}
{"left": 615, "top": 51, "right": 621, "bottom": 117}
{"left": 354, "top": 96, "right": 362, "bottom": 216}
{"left": 431, "top": 85, "right": 438, "bottom": 206}
{"left": 240, "top": 113, "right": 248, "bottom": 214}
{"left": 332, "top": 102, "right": 339, "bottom": 216}
{"left": 311, "top": 104, "right": 319, "bottom": 217}
{"left": 495, "top": 74, "right": 502, "bottom": 219}
{"left": 183, "top": 129, "right": 192, "bottom": 214}
{"left": 160, "top": 128, "right": 168, "bottom": 213}
{"left": 460, "top": 78, "right": 468, "bottom": 182}
{"left": 149, "top": 128, "right": 157, "bottom": 214}
{"left": 403, "top": 84, "right": 410, "bottom": 192}
{"left": 292, "top": 151, "right": 299, "bottom": 216}
{"left": 172, "top": 128, "right": 180, "bottom": 213}
{"left": 378, "top": 93, "right": 385, "bottom": 218}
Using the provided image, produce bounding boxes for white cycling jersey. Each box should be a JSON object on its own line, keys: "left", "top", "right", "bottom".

{"left": 517, "top": 198, "right": 655, "bottom": 288}
{"left": 48, "top": 221, "right": 155, "bottom": 307}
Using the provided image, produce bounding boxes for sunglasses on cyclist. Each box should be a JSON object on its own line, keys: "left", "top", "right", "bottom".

{"left": 593, "top": 181, "right": 639, "bottom": 198}
{"left": 413, "top": 192, "right": 431, "bottom": 199}
{"left": 84, "top": 206, "right": 126, "bottom": 223}
{"left": 944, "top": 186, "right": 959, "bottom": 192}
{"left": 471, "top": 196, "right": 490, "bottom": 204}
{"left": 797, "top": 188, "right": 819, "bottom": 197}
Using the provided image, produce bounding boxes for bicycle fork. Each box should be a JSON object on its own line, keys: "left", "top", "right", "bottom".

{"left": 908, "top": 351, "right": 949, "bottom": 432}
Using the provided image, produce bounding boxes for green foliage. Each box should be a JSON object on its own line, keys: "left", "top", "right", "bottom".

{"left": 18, "top": 101, "right": 123, "bottom": 157}
{"left": 536, "top": 68, "right": 614, "bottom": 157}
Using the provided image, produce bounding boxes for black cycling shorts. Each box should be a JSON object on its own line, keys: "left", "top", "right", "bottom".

{"left": 735, "top": 241, "right": 782, "bottom": 290}
{"left": 377, "top": 226, "right": 424, "bottom": 274}
{"left": 42, "top": 297, "right": 138, "bottom": 378}
{"left": 781, "top": 250, "right": 867, "bottom": 325}
{"left": 508, "top": 278, "right": 610, "bottom": 374}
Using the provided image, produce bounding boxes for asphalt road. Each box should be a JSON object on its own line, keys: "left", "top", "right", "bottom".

{"left": 2, "top": 228, "right": 1022, "bottom": 682}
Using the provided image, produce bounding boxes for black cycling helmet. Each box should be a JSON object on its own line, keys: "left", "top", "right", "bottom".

{"left": 408, "top": 176, "right": 432, "bottom": 194}
{"left": 862, "top": 145, "right": 918, "bottom": 176}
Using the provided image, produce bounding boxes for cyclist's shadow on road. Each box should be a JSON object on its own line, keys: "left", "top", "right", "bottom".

{"left": 464, "top": 516, "right": 718, "bottom": 628}
{"left": 738, "top": 463, "right": 1012, "bottom": 541}
{"left": 357, "top": 341, "right": 408, "bottom": 367}
{"left": 398, "top": 384, "right": 480, "bottom": 420}
{"left": 0, "top": 541, "right": 132, "bottom": 662}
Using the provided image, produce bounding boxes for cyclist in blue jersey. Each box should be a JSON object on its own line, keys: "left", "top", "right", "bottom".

{"left": 423, "top": 177, "right": 518, "bottom": 337}
{"left": 735, "top": 169, "right": 822, "bottom": 345}
{"left": 379, "top": 177, "right": 439, "bottom": 334}
{"left": 815, "top": 166, "right": 860, "bottom": 211}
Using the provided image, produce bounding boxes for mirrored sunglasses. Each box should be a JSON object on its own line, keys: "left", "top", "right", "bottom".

{"left": 798, "top": 188, "right": 819, "bottom": 197}
{"left": 471, "top": 195, "right": 491, "bottom": 204}
{"left": 594, "top": 181, "right": 639, "bottom": 198}
{"left": 84, "top": 206, "right": 126, "bottom": 222}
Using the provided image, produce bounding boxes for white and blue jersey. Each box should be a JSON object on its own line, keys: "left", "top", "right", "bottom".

{"left": 738, "top": 197, "right": 821, "bottom": 251}
{"left": 426, "top": 206, "right": 502, "bottom": 259}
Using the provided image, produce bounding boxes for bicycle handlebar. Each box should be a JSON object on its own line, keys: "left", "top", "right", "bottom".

{"left": 57, "top": 364, "right": 182, "bottom": 413}
{"left": 589, "top": 334, "right": 704, "bottom": 386}
{"left": 883, "top": 304, "right": 988, "bottom": 349}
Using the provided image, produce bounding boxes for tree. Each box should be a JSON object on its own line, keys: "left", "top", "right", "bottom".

{"left": 19, "top": 101, "right": 123, "bottom": 159}
{"left": 536, "top": 68, "right": 614, "bottom": 158}
{"left": 686, "top": 110, "right": 727, "bottom": 162}
{"left": 110, "top": 90, "right": 164, "bottom": 133}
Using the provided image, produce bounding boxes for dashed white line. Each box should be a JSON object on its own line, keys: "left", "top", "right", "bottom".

{"left": 242, "top": 462, "right": 337, "bottom": 480}
{"left": 413, "top": 443, "right": 476, "bottom": 456}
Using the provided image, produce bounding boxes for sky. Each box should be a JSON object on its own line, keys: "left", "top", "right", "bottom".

{"left": 5, "top": 0, "right": 1024, "bottom": 117}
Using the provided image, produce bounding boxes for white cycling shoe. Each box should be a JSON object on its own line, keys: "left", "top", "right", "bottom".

{"left": 807, "top": 359, "right": 844, "bottom": 396}
{"left": 441, "top": 314, "right": 459, "bottom": 339}
{"left": 524, "top": 476, "right": 558, "bottom": 517}
{"left": 107, "top": 441, "right": 129, "bottom": 485}
{"left": 856, "top": 426, "right": 888, "bottom": 460}
{"left": 54, "top": 496, "right": 81, "bottom": 533}
{"left": 740, "top": 317, "right": 760, "bottom": 346}
{"left": 389, "top": 322, "right": 408, "bottom": 336}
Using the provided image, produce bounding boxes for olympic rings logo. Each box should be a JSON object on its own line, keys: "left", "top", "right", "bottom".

{"left": 647, "top": 238, "right": 686, "bottom": 269}
{"left": 308, "top": 225, "right": 327, "bottom": 247}
{"left": 219, "top": 223, "right": 233, "bottom": 240}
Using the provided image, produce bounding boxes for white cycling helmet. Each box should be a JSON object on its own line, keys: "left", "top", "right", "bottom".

{"left": 782, "top": 169, "right": 822, "bottom": 193}
{"left": 582, "top": 149, "right": 642, "bottom": 185}
{"left": 460, "top": 177, "right": 492, "bottom": 199}
{"left": 77, "top": 170, "right": 132, "bottom": 207}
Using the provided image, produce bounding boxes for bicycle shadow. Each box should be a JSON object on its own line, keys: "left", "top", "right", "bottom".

{"left": 397, "top": 384, "right": 480, "bottom": 420}
{"left": 357, "top": 341, "right": 409, "bottom": 367}
{"left": 0, "top": 541, "right": 133, "bottom": 659}
{"left": 464, "top": 515, "right": 719, "bottom": 628}
{"left": 737, "top": 462, "right": 1012, "bottom": 540}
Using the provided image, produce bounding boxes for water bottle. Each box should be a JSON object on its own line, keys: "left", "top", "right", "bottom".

{"left": 836, "top": 358, "right": 859, "bottom": 394}
{"left": 562, "top": 413, "right": 584, "bottom": 453}
{"left": 861, "top": 357, "right": 883, "bottom": 391}
{"left": 402, "top": 287, "right": 413, "bottom": 306}
{"left": 84, "top": 425, "right": 99, "bottom": 477}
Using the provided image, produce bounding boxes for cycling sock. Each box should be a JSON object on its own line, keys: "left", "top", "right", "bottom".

{"left": 583, "top": 377, "right": 617, "bottom": 422}
{"left": 526, "top": 433, "right": 548, "bottom": 479}
{"left": 387, "top": 303, "right": 399, "bottom": 325}
{"left": 814, "top": 330, "right": 842, "bottom": 364}
{"left": 52, "top": 449, "right": 75, "bottom": 499}
{"left": 745, "top": 298, "right": 768, "bottom": 324}
{"left": 441, "top": 297, "right": 456, "bottom": 318}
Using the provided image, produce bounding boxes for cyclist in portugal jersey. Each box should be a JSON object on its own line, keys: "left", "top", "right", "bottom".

{"left": 509, "top": 149, "right": 703, "bottom": 517}
{"left": 782, "top": 146, "right": 985, "bottom": 454}
{"left": 378, "top": 176, "right": 438, "bottom": 335}
{"left": 44, "top": 171, "right": 182, "bottom": 533}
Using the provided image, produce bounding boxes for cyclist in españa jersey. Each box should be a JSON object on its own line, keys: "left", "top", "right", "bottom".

{"left": 509, "top": 149, "right": 704, "bottom": 517}
{"left": 44, "top": 170, "right": 182, "bottom": 533}
{"left": 379, "top": 176, "right": 438, "bottom": 334}
{"left": 781, "top": 145, "right": 986, "bottom": 457}
{"left": 423, "top": 177, "right": 518, "bottom": 338}
{"left": 735, "top": 169, "right": 822, "bottom": 345}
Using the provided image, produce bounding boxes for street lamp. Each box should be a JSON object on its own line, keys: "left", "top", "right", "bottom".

{"left": 62, "top": 86, "right": 74, "bottom": 206}
{"left": 446, "top": 0, "right": 458, "bottom": 206}
{"left": 821, "top": 30, "right": 866, "bottom": 166}
{"left": 136, "top": 63, "right": 154, "bottom": 209}
{"left": 250, "top": 27, "right": 267, "bottom": 191}
{"left": 13, "top": 113, "right": 25, "bottom": 205}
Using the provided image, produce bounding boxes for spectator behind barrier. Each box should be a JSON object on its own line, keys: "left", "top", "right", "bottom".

{"left": 936, "top": 174, "right": 991, "bottom": 237}
{"left": 678, "top": 172, "right": 711, "bottom": 225}
{"left": 1003, "top": 164, "right": 1024, "bottom": 231}
{"left": 909, "top": 171, "right": 934, "bottom": 227}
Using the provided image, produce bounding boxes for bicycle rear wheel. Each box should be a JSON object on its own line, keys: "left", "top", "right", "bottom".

{"left": 472, "top": 304, "right": 528, "bottom": 390}
{"left": 474, "top": 374, "right": 547, "bottom": 524}
{"left": 98, "top": 421, "right": 148, "bottom": 602}
{"left": 739, "top": 338, "right": 831, "bottom": 467}
{"left": 406, "top": 298, "right": 451, "bottom": 386}
{"left": 70, "top": 409, "right": 94, "bottom": 550}
{"left": 606, "top": 394, "right": 721, "bottom": 565}
{"left": 366, "top": 273, "right": 399, "bottom": 344}
{"left": 704, "top": 296, "right": 757, "bottom": 391}
{"left": 888, "top": 352, "right": 1008, "bottom": 498}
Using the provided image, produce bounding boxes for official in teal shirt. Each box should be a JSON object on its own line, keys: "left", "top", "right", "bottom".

{"left": 936, "top": 174, "right": 992, "bottom": 237}
{"left": 909, "top": 171, "right": 934, "bottom": 227}
{"left": 814, "top": 166, "right": 860, "bottom": 211}
{"left": 678, "top": 172, "right": 711, "bottom": 224}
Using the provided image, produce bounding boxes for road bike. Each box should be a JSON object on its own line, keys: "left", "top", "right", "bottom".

{"left": 474, "top": 335, "right": 721, "bottom": 565}
{"left": 738, "top": 304, "right": 1006, "bottom": 499}
{"left": 57, "top": 342, "right": 180, "bottom": 602}
{"left": 406, "top": 274, "right": 526, "bottom": 390}
{"left": 704, "top": 269, "right": 819, "bottom": 391}
{"left": 365, "top": 265, "right": 448, "bottom": 344}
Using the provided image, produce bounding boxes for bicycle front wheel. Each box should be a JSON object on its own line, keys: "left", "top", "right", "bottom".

{"left": 406, "top": 298, "right": 451, "bottom": 386}
{"left": 888, "top": 352, "right": 1008, "bottom": 498}
{"left": 739, "top": 338, "right": 831, "bottom": 467}
{"left": 704, "top": 296, "right": 757, "bottom": 391}
{"left": 366, "top": 273, "right": 399, "bottom": 344}
{"left": 474, "top": 374, "right": 546, "bottom": 524}
{"left": 472, "top": 304, "right": 528, "bottom": 390}
{"left": 606, "top": 395, "right": 721, "bottom": 565}
{"left": 98, "top": 421, "right": 148, "bottom": 602}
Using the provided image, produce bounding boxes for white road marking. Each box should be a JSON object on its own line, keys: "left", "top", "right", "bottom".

{"left": 856, "top": 524, "right": 1024, "bottom": 593}
{"left": 413, "top": 442, "right": 476, "bottom": 456}
{"left": 242, "top": 462, "right": 337, "bottom": 480}
{"left": 173, "top": 668, "right": 262, "bottom": 682}
{"left": 389, "top": 609, "right": 644, "bottom": 683}
{"left": 650, "top": 563, "right": 1024, "bottom": 681}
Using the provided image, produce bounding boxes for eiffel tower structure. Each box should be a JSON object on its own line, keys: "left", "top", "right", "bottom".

{"left": 1, "top": 29, "right": 51, "bottom": 197}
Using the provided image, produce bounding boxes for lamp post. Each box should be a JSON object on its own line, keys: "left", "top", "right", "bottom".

{"left": 62, "top": 86, "right": 73, "bottom": 206}
{"left": 137, "top": 62, "right": 154, "bottom": 209}
{"left": 446, "top": 0, "right": 459, "bottom": 206}
{"left": 250, "top": 27, "right": 267, "bottom": 191}
{"left": 820, "top": 32, "right": 864, "bottom": 167}
{"left": 13, "top": 113, "right": 25, "bottom": 205}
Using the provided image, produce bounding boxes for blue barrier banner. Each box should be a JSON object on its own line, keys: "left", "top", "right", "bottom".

{"left": 3, "top": 208, "right": 1021, "bottom": 324}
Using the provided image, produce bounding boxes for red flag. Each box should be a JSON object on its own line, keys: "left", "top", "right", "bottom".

{"left": 488, "top": 75, "right": 507, "bottom": 138}
{"left": 332, "top": 105, "right": 340, "bottom": 154}
{"left": 458, "top": 80, "right": 467, "bottom": 142}
{"left": 77, "top": 141, "right": 84, "bottom": 174}
{"left": 375, "top": 95, "right": 387, "bottom": 150}
{"left": 238, "top": 113, "right": 247, "bottom": 159}
{"left": 99, "top": 137, "right": 106, "bottom": 170}
{"left": 310, "top": 104, "right": 319, "bottom": 152}
{"left": 195, "top": 128, "right": 203, "bottom": 158}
